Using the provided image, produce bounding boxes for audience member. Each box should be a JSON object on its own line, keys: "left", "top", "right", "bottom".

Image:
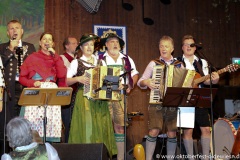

{"left": 1, "top": 117, "right": 60, "bottom": 160}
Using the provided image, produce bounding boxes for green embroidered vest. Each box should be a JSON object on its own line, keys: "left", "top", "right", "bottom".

{"left": 9, "top": 144, "right": 48, "bottom": 160}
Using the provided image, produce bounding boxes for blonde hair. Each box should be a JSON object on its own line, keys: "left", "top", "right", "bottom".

{"left": 159, "top": 35, "right": 174, "bottom": 47}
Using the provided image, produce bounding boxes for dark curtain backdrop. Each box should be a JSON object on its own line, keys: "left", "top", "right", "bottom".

{"left": 45, "top": 0, "right": 240, "bottom": 149}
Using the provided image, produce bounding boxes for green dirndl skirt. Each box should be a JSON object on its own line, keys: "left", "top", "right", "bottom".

{"left": 68, "top": 89, "right": 117, "bottom": 157}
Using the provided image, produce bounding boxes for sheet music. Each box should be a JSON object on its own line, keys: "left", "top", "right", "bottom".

{"left": 177, "top": 107, "right": 195, "bottom": 128}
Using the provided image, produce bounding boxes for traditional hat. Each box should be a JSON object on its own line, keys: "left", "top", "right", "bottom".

{"left": 76, "top": 33, "right": 99, "bottom": 51}
{"left": 100, "top": 33, "right": 125, "bottom": 50}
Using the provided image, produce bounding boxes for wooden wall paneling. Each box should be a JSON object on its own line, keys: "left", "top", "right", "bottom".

{"left": 45, "top": 0, "right": 70, "bottom": 53}
{"left": 171, "top": 1, "right": 186, "bottom": 54}
{"left": 194, "top": 1, "right": 220, "bottom": 68}
{"left": 212, "top": 7, "right": 229, "bottom": 68}
{"left": 126, "top": 1, "right": 152, "bottom": 147}
{"left": 227, "top": 3, "right": 240, "bottom": 63}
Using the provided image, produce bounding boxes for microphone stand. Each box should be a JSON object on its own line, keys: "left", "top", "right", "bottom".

{"left": 93, "top": 72, "right": 128, "bottom": 160}
{"left": 208, "top": 65, "right": 215, "bottom": 158}
{"left": 195, "top": 49, "right": 216, "bottom": 157}
{"left": 195, "top": 49, "right": 217, "bottom": 72}
{"left": 120, "top": 71, "right": 129, "bottom": 160}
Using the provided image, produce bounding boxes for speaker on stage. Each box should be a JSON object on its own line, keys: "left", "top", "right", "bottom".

{"left": 52, "top": 143, "right": 109, "bottom": 160}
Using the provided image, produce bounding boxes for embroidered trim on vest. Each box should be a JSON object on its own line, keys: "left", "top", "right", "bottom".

{"left": 153, "top": 58, "right": 183, "bottom": 68}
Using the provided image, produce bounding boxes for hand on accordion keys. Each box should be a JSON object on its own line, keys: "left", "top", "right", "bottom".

{"left": 142, "top": 78, "right": 159, "bottom": 90}
{"left": 80, "top": 74, "right": 90, "bottom": 85}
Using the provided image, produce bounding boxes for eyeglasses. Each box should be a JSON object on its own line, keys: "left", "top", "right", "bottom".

{"left": 183, "top": 43, "right": 195, "bottom": 47}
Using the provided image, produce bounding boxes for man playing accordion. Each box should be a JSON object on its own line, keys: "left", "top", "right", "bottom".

{"left": 99, "top": 32, "right": 139, "bottom": 160}
{"left": 137, "top": 35, "right": 187, "bottom": 160}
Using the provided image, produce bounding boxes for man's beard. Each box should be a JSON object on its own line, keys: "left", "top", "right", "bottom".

{"left": 108, "top": 49, "right": 119, "bottom": 55}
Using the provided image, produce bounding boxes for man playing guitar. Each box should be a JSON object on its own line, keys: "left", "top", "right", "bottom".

{"left": 178, "top": 35, "right": 219, "bottom": 160}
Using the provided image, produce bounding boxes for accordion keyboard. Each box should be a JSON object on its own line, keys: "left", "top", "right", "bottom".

{"left": 84, "top": 72, "right": 91, "bottom": 95}
{"left": 149, "top": 65, "right": 165, "bottom": 104}
{"left": 149, "top": 65, "right": 196, "bottom": 104}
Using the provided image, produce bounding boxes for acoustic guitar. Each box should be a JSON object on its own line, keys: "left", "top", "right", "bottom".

{"left": 192, "top": 64, "right": 239, "bottom": 87}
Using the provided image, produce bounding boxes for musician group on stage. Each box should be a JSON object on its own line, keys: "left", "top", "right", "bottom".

{"left": 0, "top": 19, "right": 238, "bottom": 160}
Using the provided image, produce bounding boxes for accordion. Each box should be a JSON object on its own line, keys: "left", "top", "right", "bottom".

{"left": 149, "top": 65, "right": 196, "bottom": 104}
{"left": 84, "top": 66, "right": 121, "bottom": 100}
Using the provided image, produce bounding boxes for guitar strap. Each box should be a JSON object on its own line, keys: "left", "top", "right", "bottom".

{"left": 194, "top": 60, "right": 205, "bottom": 76}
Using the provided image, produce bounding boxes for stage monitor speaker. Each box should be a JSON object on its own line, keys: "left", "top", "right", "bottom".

{"left": 52, "top": 143, "right": 109, "bottom": 160}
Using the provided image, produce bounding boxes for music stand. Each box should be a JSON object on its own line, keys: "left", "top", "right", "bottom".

{"left": 162, "top": 87, "right": 218, "bottom": 108}
{"left": 18, "top": 87, "right": 73, "bottom": 143}
{"left": 162, "top": 87, "right": 218, "bottom": 156}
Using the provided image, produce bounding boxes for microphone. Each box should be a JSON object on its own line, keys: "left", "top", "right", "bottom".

{"left": 190, "top": 43, "right": 202, "bottom": 49}
{"left": 45, "top": 44, "right": 54, "bottom": 57}
{"left": 93, "top": 87, "right": 102, "bottom": 94}
{"left": 49, "top": 50, "right": 54, "bottom": 57}
{"left": 10, "top": 35, "right": 19, "bottom": 51}
{"left": 119, "top": 68, "right": 134, "bottom": 78}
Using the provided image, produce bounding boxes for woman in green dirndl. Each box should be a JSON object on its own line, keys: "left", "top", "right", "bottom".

{"left": 67, "top": 33, "right": 117, "bottom": 158}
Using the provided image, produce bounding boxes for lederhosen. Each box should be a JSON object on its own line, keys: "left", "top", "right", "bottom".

{"left": 148, "top": 59, "right": 182, "bottom": 132}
